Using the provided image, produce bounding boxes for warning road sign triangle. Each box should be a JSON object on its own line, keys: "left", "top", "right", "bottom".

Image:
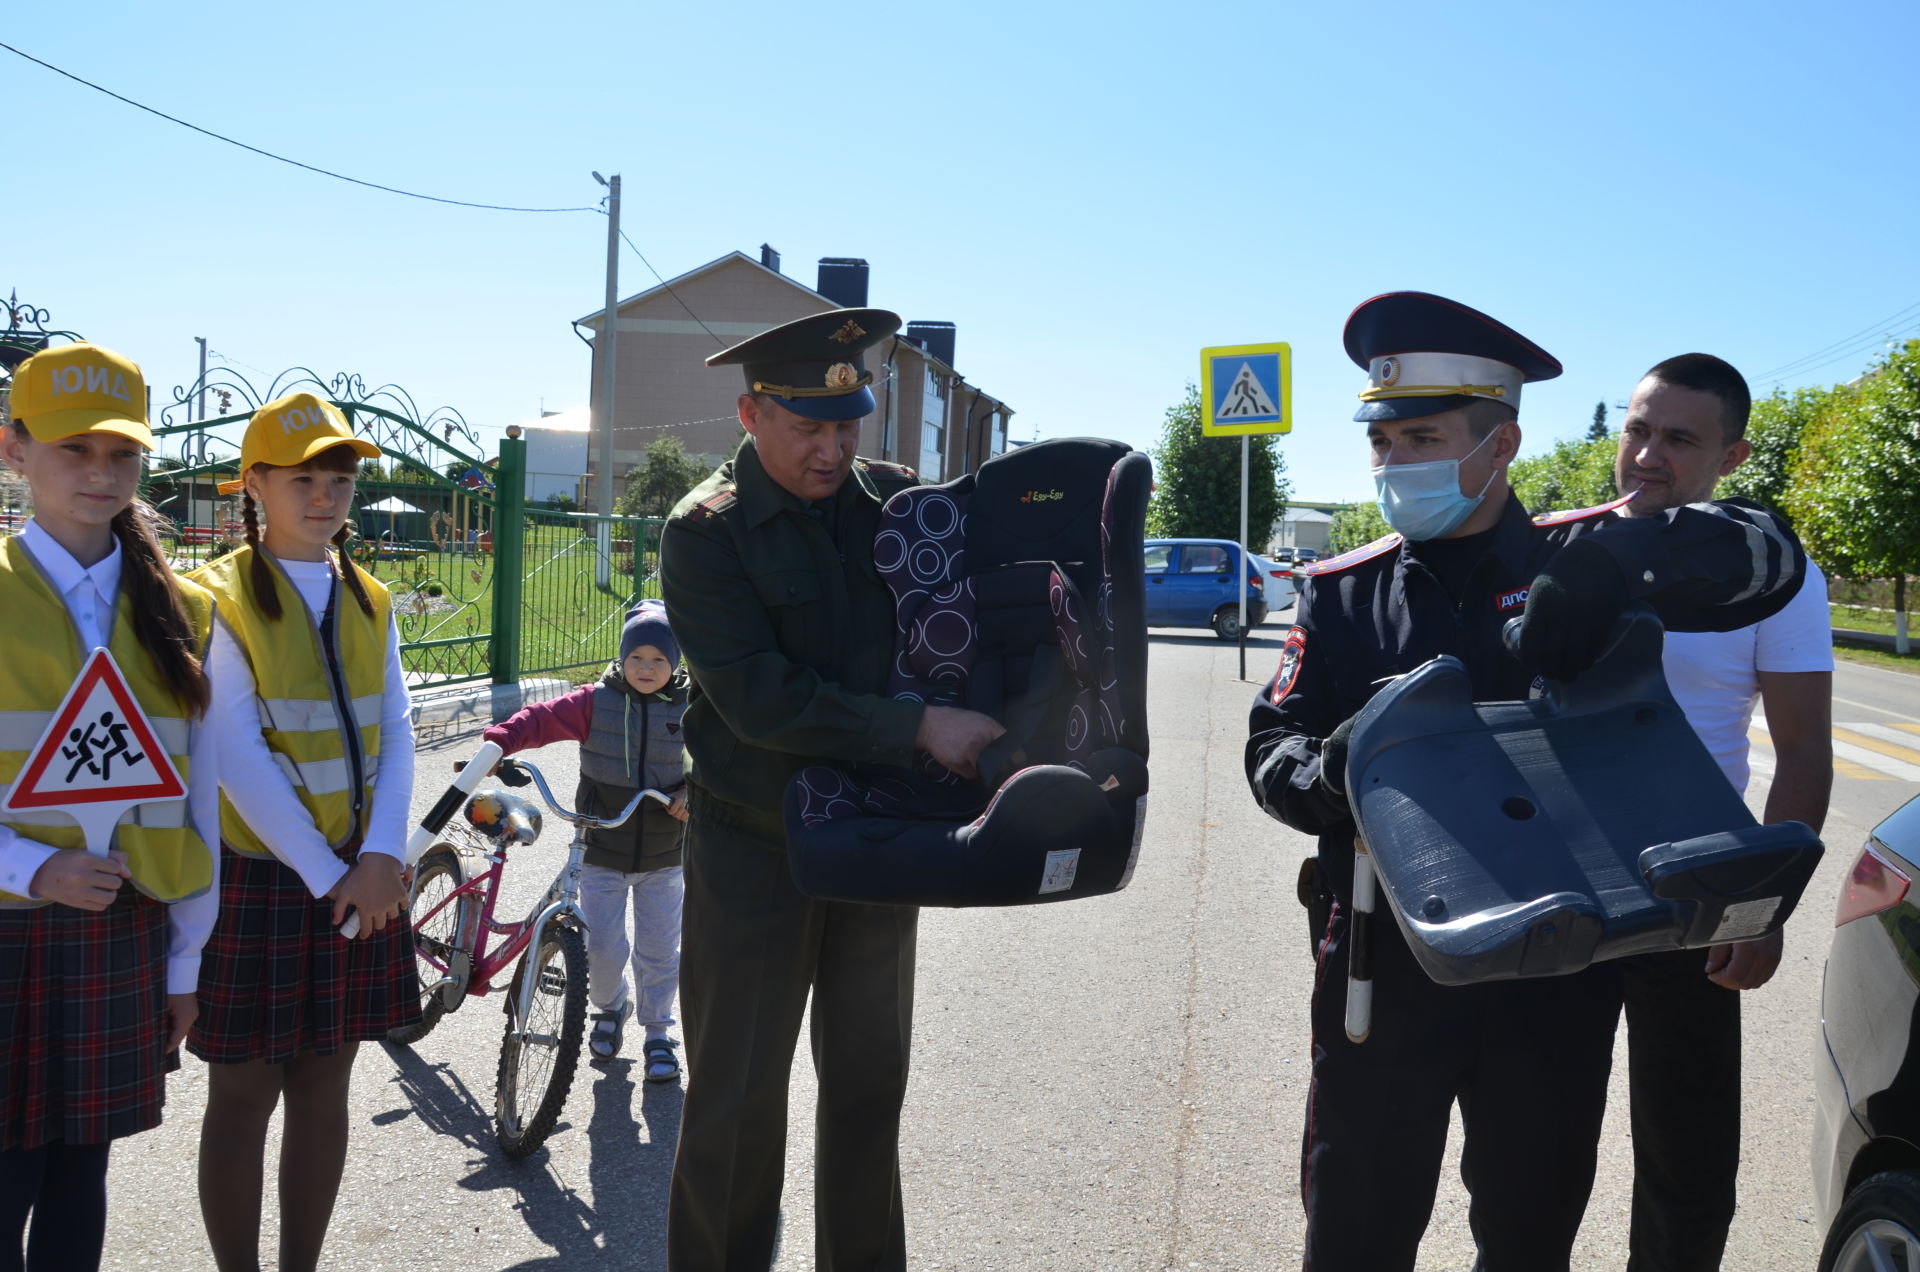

{"left": 1216, "top": 362, "right": 1279, "bottom": 418}
{"left": 3, "top": 649, "right": 185, "bottom": 811}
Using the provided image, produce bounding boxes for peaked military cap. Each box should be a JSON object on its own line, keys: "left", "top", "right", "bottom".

{"left": 1343, "top": 292, "right": 1562, "bottom": 422}
{"left": 707, "top": 306, "right": 903, "bottom": 422}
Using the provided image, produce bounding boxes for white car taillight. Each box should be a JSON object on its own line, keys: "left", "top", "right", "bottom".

{"left": 1835, "top": 844, "right": 1912, "bottom": 926}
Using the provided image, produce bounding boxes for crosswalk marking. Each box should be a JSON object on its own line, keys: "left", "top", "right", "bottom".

{"left": 1746, "top": 720, "right": 1920, "bottom": 784}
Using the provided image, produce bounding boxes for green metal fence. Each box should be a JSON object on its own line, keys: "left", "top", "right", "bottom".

{"left": 2, "top": 321, "right": 668, "bottom": 692}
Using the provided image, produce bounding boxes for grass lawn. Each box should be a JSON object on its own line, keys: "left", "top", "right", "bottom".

{"left": 1834, "top": 640, "right": 1920, "bottom": 675}
{"left": 1832, "top": 604, "right": 1912, "bottom": 638}
{"left": 356, "top": 517, "right": 662, "bottom": 684}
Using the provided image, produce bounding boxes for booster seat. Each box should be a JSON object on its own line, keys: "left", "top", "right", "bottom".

{"left": 1345, "top": 604, "right": 1824, "bottom": 986}
{"left": 784, "top": 437, "right": 1152, "bottom": 907}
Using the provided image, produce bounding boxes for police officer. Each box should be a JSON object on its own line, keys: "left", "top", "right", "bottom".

{"left": 1244, "top": 292, "right": 1806, "bottom": 1271}
{"left": 660, "top": 307, "right": 1004, "bottom": 1272}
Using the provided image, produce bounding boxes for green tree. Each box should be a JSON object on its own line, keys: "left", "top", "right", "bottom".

{"left": 615, "top": 435, "right": 705, "bottom": 519}
{"left": 1721, "top": 384, "right": 1832, "bottom": 512}
{"left": 1146, "top": 384, "right": 1290, "bottom": 544}
{"left": 1508, "top": 435, "right": 1617, "bottom": 515}
{"left": 1782, "top": 340, "right": 1920, "bottom": 638}
{"left": 1328, "top": 501, "right": 1391, "bottom": 553}
{"left": 1586, "top": 400, "right": 1610, "bottom": 441}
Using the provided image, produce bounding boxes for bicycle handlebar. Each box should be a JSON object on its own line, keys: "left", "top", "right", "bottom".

{"left": 503, "top": 757, "right": 670, "bottom": 831}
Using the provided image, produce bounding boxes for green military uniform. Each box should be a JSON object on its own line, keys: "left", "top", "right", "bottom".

{"left": 660, "top": 308, "right": 925, "bottom": 1272}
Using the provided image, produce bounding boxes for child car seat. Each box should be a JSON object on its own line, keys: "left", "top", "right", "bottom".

{"left": 1345, "top": 605, "right": 1824, "bottom": 985}
{"left": 784, "top": 437, "right": 1152, "bottom": 907}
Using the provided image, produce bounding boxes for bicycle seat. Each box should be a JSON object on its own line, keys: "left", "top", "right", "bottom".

{"left": 1345, "top": 604, "right": 1823, "bottom": 986}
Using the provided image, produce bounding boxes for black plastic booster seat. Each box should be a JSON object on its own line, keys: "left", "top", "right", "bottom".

{"left": 1345, "top": 605, "right": 1824, "bottom": 986}
{"left": 784, "top": 437, "right": 1152, "bottom": 907}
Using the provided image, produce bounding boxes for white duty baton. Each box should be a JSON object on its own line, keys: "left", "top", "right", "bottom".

{"left": 340, "top": 741, "right": 503, "bottom": 940}
{"left": 1345, "top": 836, "right": 1376, "bottom": 1044}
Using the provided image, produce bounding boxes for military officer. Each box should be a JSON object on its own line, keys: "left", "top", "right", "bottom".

{"left": 659, "top": 307, "right": 1004, "bottom": 1272}
{"left": 1244, "top": 292, "right": 1806, "bottom": 1271}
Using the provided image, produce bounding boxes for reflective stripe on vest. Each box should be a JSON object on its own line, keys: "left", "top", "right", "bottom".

{"left": 188, "top": 546, "right": 391, "bottom": 857}
{"left": 0, "top": 536, "right": 215, "bottom": 907}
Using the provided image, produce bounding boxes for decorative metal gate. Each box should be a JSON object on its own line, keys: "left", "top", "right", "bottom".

{"left": 3, "top": 296, "right": 665, "bottom": 690}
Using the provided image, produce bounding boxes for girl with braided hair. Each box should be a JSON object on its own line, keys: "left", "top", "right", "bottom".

{"left": 184, "top": 392, "right": 418, "bottom": 1272}
{"left": 0, "top": 344, "right": 221, "bottom": 1272}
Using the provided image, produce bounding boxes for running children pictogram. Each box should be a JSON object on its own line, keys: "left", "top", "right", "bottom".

{"left": 3, "top": 648, "right": 186, "bottom": 855}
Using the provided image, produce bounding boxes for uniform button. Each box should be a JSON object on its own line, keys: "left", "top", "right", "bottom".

{"left": 789, "top": 585, "right": 798, "bottom": 596}
{"left": 1642, "top": 570, "right": 1655, "bottom": 584}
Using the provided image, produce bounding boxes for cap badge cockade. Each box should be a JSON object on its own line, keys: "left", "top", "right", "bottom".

{"left": 829, "top": 319, "right": 867, "bottom": 345}
{"left": 1378, "top": 357, "right": 1400, "bottom": 387}
{"left": 824, "top": 362, "right": 859, "bottom": 390}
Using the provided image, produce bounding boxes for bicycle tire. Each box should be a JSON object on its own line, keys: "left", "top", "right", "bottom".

{"left": 388, "top": 845, "right": 473, "bottom": 1047}
{"left": 494, "top": 920, "right": 588, "bottom": 1158}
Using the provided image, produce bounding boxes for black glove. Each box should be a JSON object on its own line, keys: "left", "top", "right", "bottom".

{"left": 1319, "top": 714, "right": 1359, "bottom": 796}
{"left": 1519, "top": 536, "right": 1630, "bottom": 681}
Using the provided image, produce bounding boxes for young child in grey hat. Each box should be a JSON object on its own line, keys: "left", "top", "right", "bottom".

{"left": 484, "top": 601, "right": 689, "bottom": 1080}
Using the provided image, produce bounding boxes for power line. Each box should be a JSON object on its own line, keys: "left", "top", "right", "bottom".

{"left": 1752, "top": 299, "right": 1920, "bottom": 383}
{"left": 615, "top": 229, "right": 729, "bottom": 346}
{"left": 0, "top": 40, "right": 600, "bottom": 214}
{"left": 1757, "top": 318, "right": 1920, "bottom": 386}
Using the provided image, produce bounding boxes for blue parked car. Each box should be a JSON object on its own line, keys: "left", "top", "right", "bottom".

{"left": 1143, "top": 538, "right": 1268, "bottom": 640}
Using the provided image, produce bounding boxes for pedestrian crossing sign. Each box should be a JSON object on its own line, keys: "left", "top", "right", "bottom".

{"left": 1201, "top": 343, "right": 1292, "bottom": 436}
{"left": 2, "top": 648, "right": 185, "bottom": 855}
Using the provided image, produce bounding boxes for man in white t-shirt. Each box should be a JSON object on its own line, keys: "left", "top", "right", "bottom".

{"left": 1613, "top": 353, "right": 1834, "bottom": 1271}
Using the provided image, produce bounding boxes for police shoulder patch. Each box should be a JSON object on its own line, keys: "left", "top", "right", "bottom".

{"left": 1267, "top": 626, "right": 1308, "bottom": 705}
{"left": 1531, "top": 493, "right": 1634, "bottom": 527}
{"left": 1302, "top": 533, "right": 1402, "bottom": 576}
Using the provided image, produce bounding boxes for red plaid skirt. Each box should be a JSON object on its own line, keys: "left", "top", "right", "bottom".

{"left": 187, "top": 847, "right": 421, "bottom": 1065}
{"left": 0, "top": 888, "right": 172, "bottom": 1150}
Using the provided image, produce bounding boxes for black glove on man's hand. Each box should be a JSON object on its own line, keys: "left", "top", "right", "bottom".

{"left": 1319, "top": 714, "right": 1359, "bottom": 796}
{"left": 1519, "top": 535, "right": 1631, "bottom": 681}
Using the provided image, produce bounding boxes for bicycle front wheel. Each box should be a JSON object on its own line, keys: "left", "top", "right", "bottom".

{"left": 495, "top": 920, "right": 588, "bottom": 1158}
{"left": 389, "top": 845, "right": 473, "bottom": 1047}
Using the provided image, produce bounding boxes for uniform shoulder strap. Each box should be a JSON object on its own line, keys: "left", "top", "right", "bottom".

{"left": 1530, "top": 493, "right": 1635, "bottom": 527}
{"left": 1302, "top": 533, "right": 1403, "bottom": 577}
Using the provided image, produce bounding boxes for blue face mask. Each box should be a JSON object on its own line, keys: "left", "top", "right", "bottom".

{"left": 1371, "top": 427, "right": 1502, "bottom": 541}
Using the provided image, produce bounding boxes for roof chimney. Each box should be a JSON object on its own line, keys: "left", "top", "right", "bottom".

{"left": 816, "top": 258, "right": 870, "bottom": 308}
{"left": 906, "top": 320, "right": 956, "bottom": 369}
{"left": 759, "top": 244, "right": 781, "bottom": 274}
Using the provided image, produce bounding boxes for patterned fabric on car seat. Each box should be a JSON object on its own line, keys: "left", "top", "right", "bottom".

{"left": 785, "top": 437, "right": 1153, "bottom": 907}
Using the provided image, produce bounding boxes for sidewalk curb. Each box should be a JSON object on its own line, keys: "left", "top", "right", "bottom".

{"left": 408, "top": 676, "right": 570, "bottom": 737}
{"left": 1834, "top": 626, "right": 1906, "bottom": 652}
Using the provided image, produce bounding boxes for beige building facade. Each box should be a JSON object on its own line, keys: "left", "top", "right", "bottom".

{"left": 574, "top": 250, "right": 1012, "bottom": 504}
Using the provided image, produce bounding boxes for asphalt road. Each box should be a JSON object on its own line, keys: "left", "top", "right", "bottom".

{"left": 99, "top": 626, "right": 1920, "bottom": 1270}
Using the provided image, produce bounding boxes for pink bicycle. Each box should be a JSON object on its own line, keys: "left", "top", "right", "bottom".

{"left": 387, "top": 742, "right": 669, "bottom": 1157}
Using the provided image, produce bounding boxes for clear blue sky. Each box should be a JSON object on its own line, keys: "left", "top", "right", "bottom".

{"left": 6, "top": 0, "right": 1917, "bottom": 503}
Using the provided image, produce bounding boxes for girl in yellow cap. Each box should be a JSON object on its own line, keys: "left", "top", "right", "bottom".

{"left": 183, "top": 392, "right": 418, "bottom": 1272}
{"left": 0, "top": 343, "right": 221, "bottom": 1272}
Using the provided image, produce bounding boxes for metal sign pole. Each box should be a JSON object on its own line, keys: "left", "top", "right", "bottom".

{"left": 1238, "top": 433, "right": 1249, "bottom": 681}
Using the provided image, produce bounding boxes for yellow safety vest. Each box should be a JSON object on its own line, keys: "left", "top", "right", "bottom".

{"left": 0, "top": 535, "right": 215, "bottom": 906}
{"left": 190, "top": 546, "right": 392, "bottom": 858}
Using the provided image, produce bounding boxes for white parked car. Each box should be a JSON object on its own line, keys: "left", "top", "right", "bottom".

{"left": 1248, "top": 552, "right": 1297, "bottom": 614}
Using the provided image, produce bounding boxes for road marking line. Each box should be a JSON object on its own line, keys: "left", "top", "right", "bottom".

{"left": 1830, "top": 726, "right": 1920, "bottom": 776}
{"left": 1847, "top": 722, "right": 1920, "bottom": 754}
{"left": 1751, "top": 722, "right": 1904, "bottom": 781}
{"left": 1832, "top": 695, "right": 1920, "bottom": 724}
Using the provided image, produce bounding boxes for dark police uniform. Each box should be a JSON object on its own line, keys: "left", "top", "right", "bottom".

{"left": 1244, "top": 292, "right": 1806, "bottom": 1272}
{"left": 660, "top": 307, "right": 924, "bottom": 1272}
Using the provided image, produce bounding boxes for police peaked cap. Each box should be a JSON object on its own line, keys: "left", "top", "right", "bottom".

{"left": 1343, "top": 292, "right": 1562, "bottom": 422}
{"left": 707, "top": 307, "right": 903, "bottom": 422}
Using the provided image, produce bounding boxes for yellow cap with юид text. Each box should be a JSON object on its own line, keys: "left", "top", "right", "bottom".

{"left": 7, "top": 343, "right": 153, "bottom": 448}
{"left": 217, "top": 391, "right": 381, "bottom": 494}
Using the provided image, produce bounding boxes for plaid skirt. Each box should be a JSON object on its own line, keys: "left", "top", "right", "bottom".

{"left": 0, "top": 888, "right": 173, "bottom": 1150}
{"left": 187, "top": 847, "right": 421, "bottom": 1065}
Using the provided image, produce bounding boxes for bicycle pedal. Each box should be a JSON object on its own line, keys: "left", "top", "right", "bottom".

{"left": 537, "top": 968, "right": 567, "bottom": 994}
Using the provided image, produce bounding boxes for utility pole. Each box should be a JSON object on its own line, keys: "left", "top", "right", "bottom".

{"left": 592, "top": 172, "right": 621, "bottom": 590}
